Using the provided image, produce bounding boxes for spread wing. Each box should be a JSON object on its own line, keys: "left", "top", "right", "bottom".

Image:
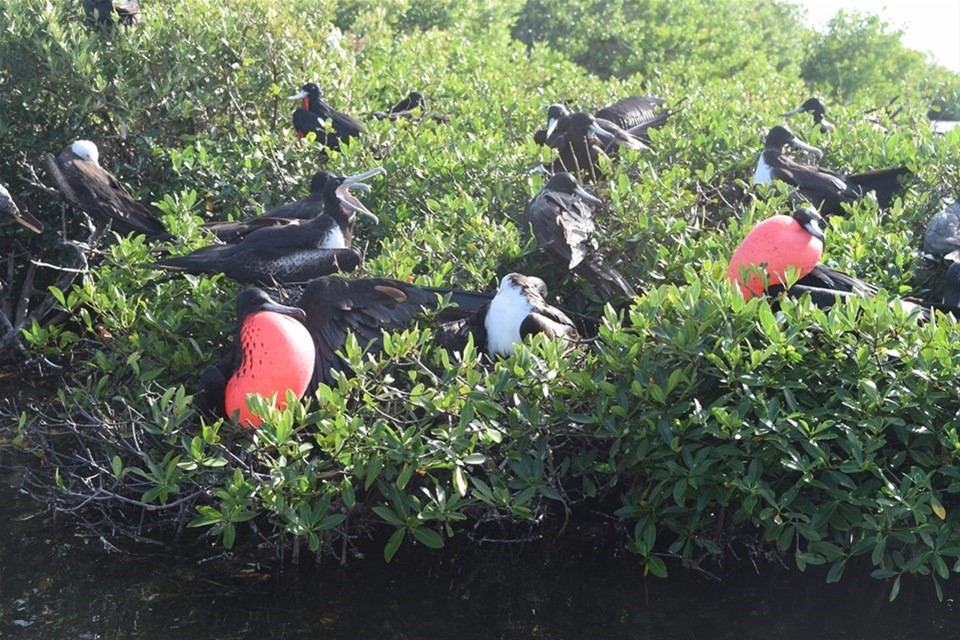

{"left": 770, "top": 153, "right": 855, "bottom": 198}
{"left": 595, "top": 96, "right": 667, "bottom": 131}
{"left": 435, "top": 304, "right": 489, "bottom": 355}
{"left": 297, "top": 277, "right": 439, "bottom": 386}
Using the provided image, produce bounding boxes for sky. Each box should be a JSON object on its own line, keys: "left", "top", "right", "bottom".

{"left": 794, "top": 0, "right": 960, "bottom": 72}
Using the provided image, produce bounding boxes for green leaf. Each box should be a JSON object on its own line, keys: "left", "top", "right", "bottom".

{"left": 411, "top": 526, "right": 444, "bottom": 549}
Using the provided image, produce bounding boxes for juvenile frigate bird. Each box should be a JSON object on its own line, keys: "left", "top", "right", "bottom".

{"left": 436, "top": 273, "right": 580, "bottom": 358}
{"left": 523, "top": 172, "right": 635, "bottom": 298}
{"left": 44, "top": 140, "right": 170, "bottom": 240}
{"left": 0, "top": 180, "right": 43, "bottom": 233}
{"left": 204, "top": 170, "right": 377, "bottom": 243}
{"left": 753, "top": 126, "right": 912, "bottom": 215}
{"left": 288, "top": 82, "right": 364, "bottom": 149}
{"left": 194, "top": 288, "right": 315, "bottom": 427}
{"left": 155, "top": 167, "right": 384, "bottom": 284}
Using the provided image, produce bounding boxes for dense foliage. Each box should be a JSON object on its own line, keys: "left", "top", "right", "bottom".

{"left": 2, "top": 0, "right": 960, "bottom": 601}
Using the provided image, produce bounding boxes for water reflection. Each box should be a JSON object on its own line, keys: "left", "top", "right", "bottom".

{"left": 2, "top": 463, "right": 956, "bottom": 640}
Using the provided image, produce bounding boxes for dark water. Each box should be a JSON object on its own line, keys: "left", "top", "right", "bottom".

{"left": 1, "top": 462, "right": 957, "bottom": 640}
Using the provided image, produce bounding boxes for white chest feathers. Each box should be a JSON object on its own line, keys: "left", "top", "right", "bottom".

{"left": 319, "top": 224, "right": 347, "bottom": 249}
{"left": 484, "top": 283, "right": 534, "bottom": 357}
{"left": 753, "top": 155, "right": 773, "bottom": 185}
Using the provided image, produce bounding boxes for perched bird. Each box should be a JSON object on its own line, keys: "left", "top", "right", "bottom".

{"left": 523, "top": 172, "right": 635, "bottom": 298}
{"left": 295, "top": 276, "right": 443, "bottom": 386}
{"left": 370, "top": 91, "right": 426, "bottom": 120}
{"left": 728, "top": 207, "right": 826, "bottom": 299}
{"left": 288, "top": 82, "right": 364, "bottom": 149}
{"left": 155, "top": 167, "right": 384, "bottom": 284}
{"left": 922, "top": 200, "right": 960, "bottom": 259}
{"left": 196, "top": 288, "right": 316, "bottom": 428}
{"left": 728, "top": 206, "right": 949, "bottom": 319}
{"left": 84, "top": 0, "right": 141, "bottom": 26}
{"left": 436, "top": 273, "right": 580, "bottom": 358}
{"left": 44, "top": 140, "right": 170, "bottom": 240}
{"left": 0, "top": 180, "right": 43, "bottom": 233}
{"left": 753, "top": 126, "right": 912, "bottom": 215}
{"left": 536, "top": 96, "right": 674, "bottom": 149}
{"left": 943, "top": 262, "right": 960, "bottom": 308}
{"left": 204, "top": 170, "right": 377, "bottom": 243}
{"left": 782, "top": 97, "right": 835, "bottom": 133}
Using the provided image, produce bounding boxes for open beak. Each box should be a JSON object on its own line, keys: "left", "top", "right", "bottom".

{"left": 336, "top": 167, "right": 386, "bottom": 224}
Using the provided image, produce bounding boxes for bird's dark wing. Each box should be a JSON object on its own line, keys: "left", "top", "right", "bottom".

{"left": 519, "top": 309, "right": 580, "bottom": 342}
{"left": 771, "top": 154, "right": 856, "bottom": 198}
{"left": 435, "top": 305, "right": 489, "bottom": 354}
{"left": 844, "top": 167, "right": 912, "bottom": 208}
{"left": 797, "top": 264, "right": 879, "bottom": 296}
{"left": 524, "top": 191, "right": 597, "bottom": 270}
{"left": 595, "top": 96, "right": 667, "bottom": 131}
{"left": 297, "top": 277, "right": 439, "bottom": 385}
{"left": 58, "top": 157, "right": 169, "bottom": 239}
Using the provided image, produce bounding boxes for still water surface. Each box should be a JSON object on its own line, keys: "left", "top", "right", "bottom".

{"left": 2, "top": 462, "right": 956, "bottom": 639}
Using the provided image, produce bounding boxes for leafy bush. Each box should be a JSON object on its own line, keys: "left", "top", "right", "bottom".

{"left": 2, "top": 0, "right": 960, "bottom": 603}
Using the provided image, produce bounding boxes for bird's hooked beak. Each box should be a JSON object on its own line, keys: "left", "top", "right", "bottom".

{"left": 802, "top": 217, "right": 826, "bottom": 245}
{"left": 574, "top": 185, "right": 602, "bottom": 205}
{"left": 589, "top": 122, "right": 614, "bottom": 141}
{"left": 336, "top": 167, "right": 386, "bottom": 224}
{"left": 287, "top": 90, "right": 309, "bottom": 101}
{"left": 545, "top": 117, "right": 560, "bottom": 139}
{"left": 780, "top": 106, "right": 805, "bottom": 117}
{"left": 259, "top": 300, "right": 308, "bottom": 323}
{"left": 788, "top": 137, "right": 823, "bottom": 161}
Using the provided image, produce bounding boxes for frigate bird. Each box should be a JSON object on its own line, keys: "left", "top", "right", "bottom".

{"left": 204, "top": 170, "right": 377, "bottom": 243}
{"left": 155, "top": 167, "right": 384, "bottom": 284}
{"left": 85, "top": 0, "right": 141, "bottom": 26}
{"left": 729, "top": 206, "right": 951, "bottom": 320}
{"left": 370, "top": 91, "right": 426, "bottom": 120}
{"left": 523, "top": 172, "right": 635, "bottom": 298}
{"left": 44, "top": 140, "right": 170, "bottom": 240}
{"left": 753, "top": 126, "right": 912, "bottom": 215}
{"left": 435, "top": 273, "right": 580, "bottom": 358}
{"left": 288, "top": 82, "right": 364, "bottom": 149}
{"left": 536, "top": 96, "right": 674, "bottom": 150}
{"left": 0, "top": 180, "right": 43, "bottom": 233}
{"left": 194, "top": 288, "right": 315, "bottom": 427}
{"left": 922, "top": 200, "right": 960, "bottom": 258}
{"left": 782, "top": 97, "right": 835, "bottom": 133}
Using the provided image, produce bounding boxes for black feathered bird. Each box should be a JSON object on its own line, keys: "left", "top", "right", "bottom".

{"left": 782, "top": 97, "right": 835, "bottom": 133}
{"left": 204, "top": 170, "right": 379, "bottom": 243}
{"left": 85, "top": 0, "right": 141, "bottom": 26}
{"left": 922, "top": 200, "right": 960, "bottom": 258}
{"left": 753, "top": 126, "right": 912, "bottom": 215}
{"left": 523, "top": 172, "right": 635, "bottom": 298}
{"left": 288, "top": 82, "right": 364, "bottom": 149}
{"left": 154, "top": 167, "right": 384, "bottom": 284}
{"left": 45, "top": 140, "right": 170, "bottom": 240}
